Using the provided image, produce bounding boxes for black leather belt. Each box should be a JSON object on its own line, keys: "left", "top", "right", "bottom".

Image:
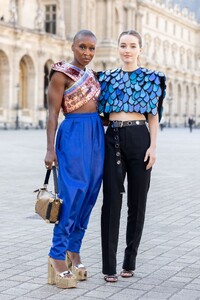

{"left": 109, "top": 120, "right": 146, "bottom": 128}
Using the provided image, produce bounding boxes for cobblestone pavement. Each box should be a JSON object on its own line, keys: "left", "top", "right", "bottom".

{"left": 0, "top": 127, "right": 200, "bottom": 300}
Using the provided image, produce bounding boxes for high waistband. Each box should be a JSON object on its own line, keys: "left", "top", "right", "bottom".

{"left": 109, "top": 120, "right": 146, "bottom": 128}
{"left": 64, "top": 112, "right": 98, "bottom": 119}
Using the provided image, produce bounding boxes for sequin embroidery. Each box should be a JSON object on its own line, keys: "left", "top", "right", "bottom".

{"left": 51, "top": 61, "right": 100, "bottom": 114}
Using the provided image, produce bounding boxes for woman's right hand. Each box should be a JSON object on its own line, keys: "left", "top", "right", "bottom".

{"left": 44, "top": 150, "right": 58, "bottom": 169}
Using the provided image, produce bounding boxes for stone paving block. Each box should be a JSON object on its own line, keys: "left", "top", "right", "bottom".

{"left": 169, "top": 289, "right": 200, "bottom": 299}
{"left": 84, "top": 289, "right": 114, "bottom": 298}
{"left": 109, "top": 288, "right": 146, "bottom": 300}
{"left": 20, "top": 290, "right": 55, "bottom": 299}
{"left": 140, "top": 290, "right": 175, "bottom": 299}
{"left": 184, "top": 283, "right": 200, "bottom": 291}
{"left": 0, "top": 295, "right": 16, "bottom": 300}
{"left": 169, "top": 297, "right": 199, "bottom": 300}
{"left": 76, "top": 297, "right": 103, "bottom": 300}
{"left": 131, "top": 283, "right": 154, "bottom": 291}
{"left": 47, "top": 295, "right": 77, "bottom": 300}
{"left": 16, "top": 282, "right": 43, "bottom": 291}
{"left": 1, "top": 287, "right": 29, "bottom": 297}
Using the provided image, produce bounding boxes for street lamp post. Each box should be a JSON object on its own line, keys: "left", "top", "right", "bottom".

{"left": 194, "top": 102, "right": 197, "bottom": 128}
{"left": 166, "top": 96, "right": 172, "bottom": 127}
{"left": 15, "top": 83, "right": 20, "bottom": 129}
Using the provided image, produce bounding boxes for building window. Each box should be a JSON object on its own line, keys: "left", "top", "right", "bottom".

{"left": 181, "top": 27, "right": 183, "bottom": 39}
{"left": 45, "top": 5, "right": 56, "bottom": 34}
{"left": 165, "top": 20, "right": 168, "bottom": 32}
{"left": 173, "top": 24, "right": 176, "bottom": 35}
{"left": 188, "top": 30, "right": 191, "bottom": 42}
{"left": 156, "top": 16, "right": 159, "bottom": 28}
{"left": 146, "top": 12, "right": 149, "bottom": 25}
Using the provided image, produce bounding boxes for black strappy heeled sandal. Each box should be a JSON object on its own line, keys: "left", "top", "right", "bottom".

{"left": 104, "top": 274, "right": 118, "bottom": 282}
{"left": 120, "top": 270, "right": 134, "bottom": 278}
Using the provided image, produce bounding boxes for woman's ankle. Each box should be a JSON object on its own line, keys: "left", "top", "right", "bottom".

{"left": 50, "top": 257, "right": 68, "bottom": 273}
{"left": 67, "top": 251, "right": 81, "bottom": 266}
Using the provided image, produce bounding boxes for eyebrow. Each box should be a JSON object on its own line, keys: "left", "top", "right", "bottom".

{"left": 120, "top": 42, "right": 137, "bottom": 45}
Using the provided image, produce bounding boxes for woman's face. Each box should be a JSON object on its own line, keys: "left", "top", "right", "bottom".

{"left": 72, "top": 35, "right": 96, "bottom": 69}
{"left": 118, "top": 34, "right": 141, "bottom": 65}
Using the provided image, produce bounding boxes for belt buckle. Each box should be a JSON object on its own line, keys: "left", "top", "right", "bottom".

{"left": 112, "top": 121, "right": 118, "bottom": 128}
{"left": 119, "top": 121, "right": 123, "bottom": 127}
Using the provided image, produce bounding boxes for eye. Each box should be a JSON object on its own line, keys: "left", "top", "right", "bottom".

{"left": 90, "top": 47, "right": 95, "bottom": 51}
{"left": 80, "top": 45, "right": 86, "bottom": 50}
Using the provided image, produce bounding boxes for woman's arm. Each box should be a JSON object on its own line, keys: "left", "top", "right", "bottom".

{"left": 44, "top": 72, "right": 66, "bottom": 168}
{"left": 144, "top": 113, "right": 159, "bottom": 170}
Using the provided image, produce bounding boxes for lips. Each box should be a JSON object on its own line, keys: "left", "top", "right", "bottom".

{"left": 83, "top": 57, "right": 91, "bottom": 61}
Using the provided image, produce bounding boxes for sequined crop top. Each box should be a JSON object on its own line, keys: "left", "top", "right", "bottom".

{"left": 98, "top": 67, "right": 166, "bottom": 120}
{"left": 50, "top": 61, "right": 100, "bottom": 114}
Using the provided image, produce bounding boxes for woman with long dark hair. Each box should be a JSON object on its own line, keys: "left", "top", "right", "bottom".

{"left": 98, "top": 30, "right": 166, "bottom": 282}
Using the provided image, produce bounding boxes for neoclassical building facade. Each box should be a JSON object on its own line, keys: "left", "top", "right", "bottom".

{"left": 0, "top": 0, "right": 199, "bottom": 128}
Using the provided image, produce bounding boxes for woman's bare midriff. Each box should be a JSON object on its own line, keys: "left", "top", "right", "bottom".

{"left": 69, "top": 100, "right": 97, "bottom": 114}
{"left": 109, "top": 111, "right": 146, "bottom": 121}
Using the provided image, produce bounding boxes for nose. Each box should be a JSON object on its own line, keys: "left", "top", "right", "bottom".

{"left": 83, "top": 48, "right": 90, "bottom": 56}
{"left": 124, "top": 47, "right": 131, "bottom": 52}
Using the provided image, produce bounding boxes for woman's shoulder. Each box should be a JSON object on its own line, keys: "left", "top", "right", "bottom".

{"left": 140, "top": 67, "right": 166, "bottom": 79}
{"left": 50, "top": 61, "right": 84, "bottom": 81}
{"left": 51, "top": 60, "right": 79, "bottom": 74}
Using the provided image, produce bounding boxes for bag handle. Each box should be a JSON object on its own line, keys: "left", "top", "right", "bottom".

{"left": 44, "top": 166, "right": 58, "bottom": 195}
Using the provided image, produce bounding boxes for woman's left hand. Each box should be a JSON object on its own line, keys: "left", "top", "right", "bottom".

{"left": 144, "top": 146, "right": 156, "bottom": 170}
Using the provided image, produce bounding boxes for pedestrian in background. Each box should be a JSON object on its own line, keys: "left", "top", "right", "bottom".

{"left": 98, "top": 30, "right": 166, "bottom": 282}
{"left": 159, "top": 116, "right": 166, "bottom": 131}
{"left": 188, "top": 116, "right": 194, "bottom": 132}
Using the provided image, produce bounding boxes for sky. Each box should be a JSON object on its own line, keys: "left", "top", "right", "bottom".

{"left": 170, "top": 0, "right": 200, "bottom": 22}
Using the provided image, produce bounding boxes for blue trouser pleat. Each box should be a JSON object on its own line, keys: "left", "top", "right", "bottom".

{"left": 49, "top": 112, "right": 104, "bottom": 260}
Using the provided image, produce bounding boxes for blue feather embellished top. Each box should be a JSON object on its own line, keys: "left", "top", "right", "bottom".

{"left": 97, "top": 67, "right": 166, "bottom": 121}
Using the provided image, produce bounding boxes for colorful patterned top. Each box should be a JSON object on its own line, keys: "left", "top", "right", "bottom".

{"left": 50, "top": 61, "right": 100, "bottom": 114}
{"left": 98, "top": 67, "right": 166, "bottom": 120}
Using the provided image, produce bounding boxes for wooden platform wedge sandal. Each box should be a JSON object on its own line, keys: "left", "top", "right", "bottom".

{"left": 48, "top": 257, "right": 77, "bottom": 289}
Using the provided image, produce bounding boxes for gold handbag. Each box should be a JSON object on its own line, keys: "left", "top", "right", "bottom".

{"left": 34, "top": 166, "right": 62, "bottom": 224}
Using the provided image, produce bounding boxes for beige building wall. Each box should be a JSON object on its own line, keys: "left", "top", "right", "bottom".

{"left": 0, "top": 0, "right": 199, "bottom": 128}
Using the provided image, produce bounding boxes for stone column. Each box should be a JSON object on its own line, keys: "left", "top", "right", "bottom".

{"left": 136, "top": 11, "right": 143, "bottom": 33}
{"left": 9, "top": 0, "right": 18, "bottom": 25}
{"left": 125, "top": 3, "right": 136, "bottom": 29}
{"left": 106, "top": 0, "right": 113, "bottom": 40}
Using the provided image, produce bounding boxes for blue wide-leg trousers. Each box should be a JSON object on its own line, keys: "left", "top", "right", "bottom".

{"left": 49, "top": 112, "right": 105, "bottom": 260}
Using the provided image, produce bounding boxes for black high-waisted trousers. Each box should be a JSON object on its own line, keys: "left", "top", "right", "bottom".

{"left": 101, "top": 123, "right": 151, "bottom": 275}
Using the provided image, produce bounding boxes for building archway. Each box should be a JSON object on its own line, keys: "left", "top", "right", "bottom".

{"left": 0, "top": 50, "right": 10, "bottom": 109}
{"left": 19, "top": 55, "right": 35, "bottom": 110}
{"left": 193, "top": 86, "right": 197, "bottom": 122}
{"left": 177, "top": 84, "right": 182, "bottom": 124}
